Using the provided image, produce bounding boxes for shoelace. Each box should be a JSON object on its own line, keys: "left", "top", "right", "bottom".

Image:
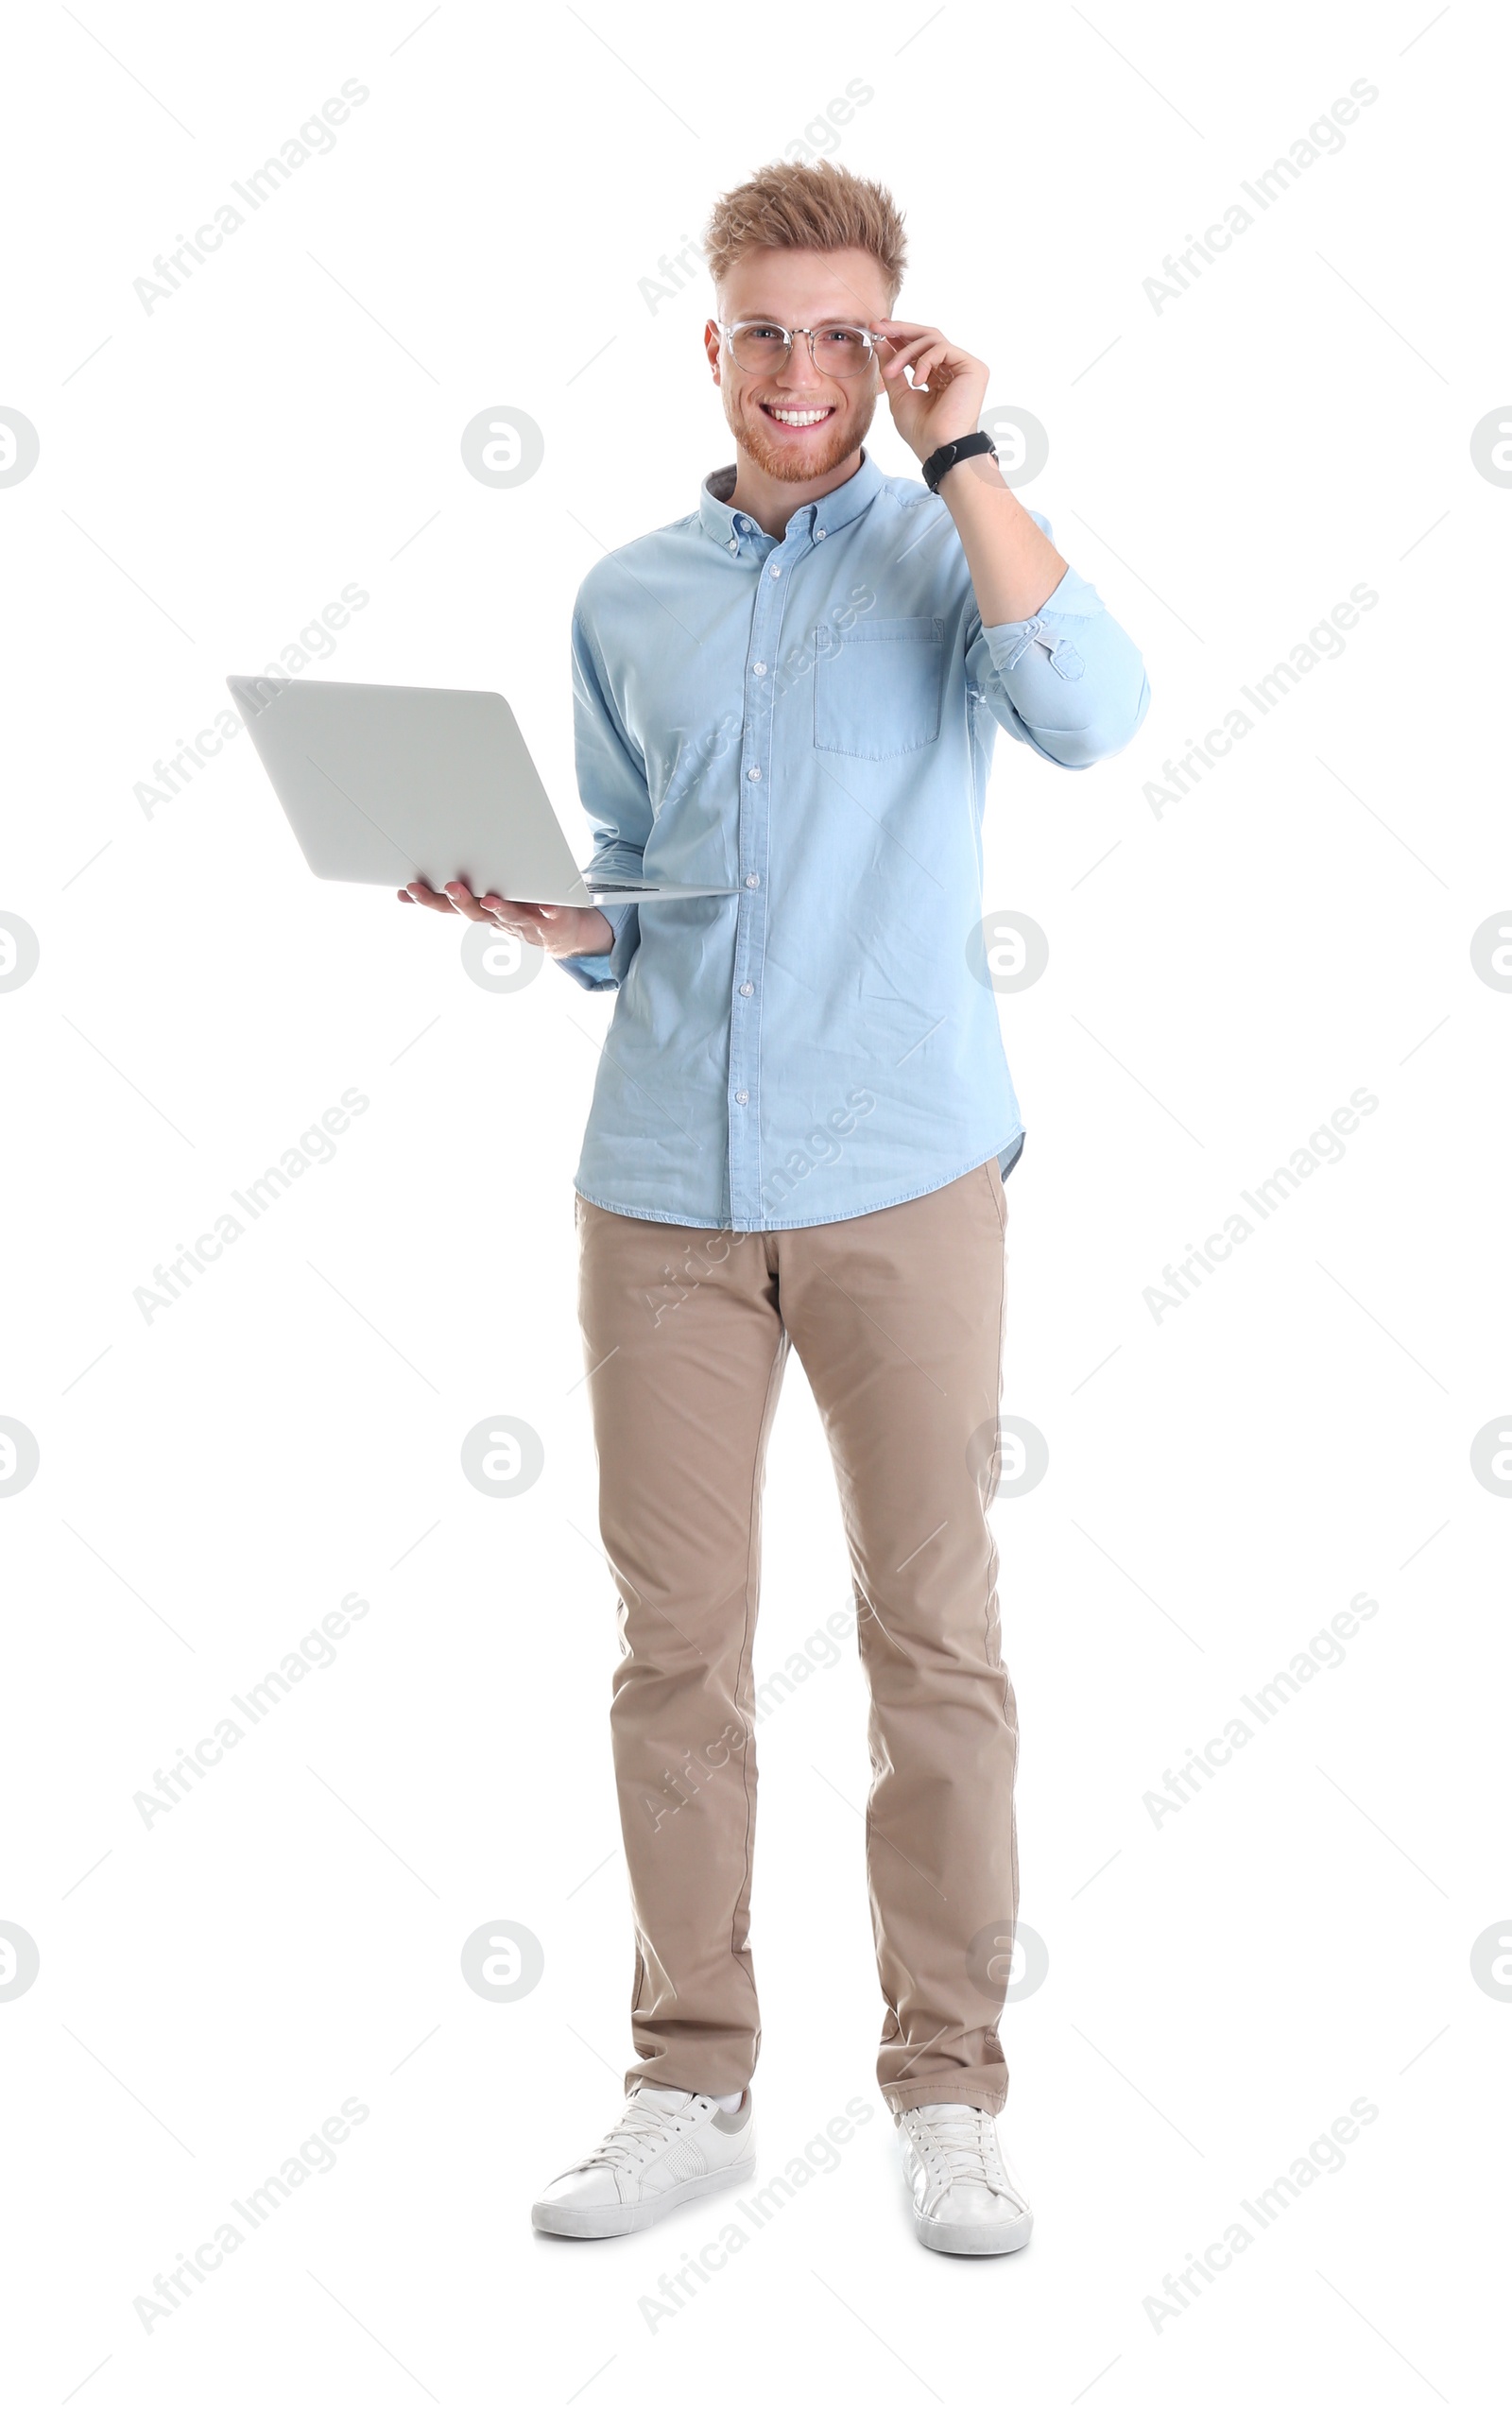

{"left": 906, "top": 2107, "right": 1020, "bottom": 2203}
{"left": 576, "top": 2093, "right": 703, "bottom": 2173}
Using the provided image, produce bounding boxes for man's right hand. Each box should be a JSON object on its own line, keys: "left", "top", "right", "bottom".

{"left": 397, "top": 881, "right": 613, "bottom": 958}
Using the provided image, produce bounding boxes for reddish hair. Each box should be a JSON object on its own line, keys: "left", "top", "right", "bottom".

{"left": 703, "top": 159, "right": 907, "bottom": 308}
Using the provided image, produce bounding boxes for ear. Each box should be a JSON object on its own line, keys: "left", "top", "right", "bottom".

{"left": 703, "top": 318, "right": 723, "bottom": 383}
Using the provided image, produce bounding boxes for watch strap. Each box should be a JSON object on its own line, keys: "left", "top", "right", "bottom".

{"left": 921, "top": 429, "right": 998, "bottom": 492}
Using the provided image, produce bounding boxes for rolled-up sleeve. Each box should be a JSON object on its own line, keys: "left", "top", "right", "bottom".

{"left": 966, "top": 511, "right": 1151, "bottom": 769}
{"left": 555, "top": 599, "right": 654, "bottom": 993}
{"left": 558, "top": 897, "right": 640, "bottom": 992}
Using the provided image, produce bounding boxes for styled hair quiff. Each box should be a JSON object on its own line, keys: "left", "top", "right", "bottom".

{"left": 702, "top": 159, "right": 907, "bottom": 309}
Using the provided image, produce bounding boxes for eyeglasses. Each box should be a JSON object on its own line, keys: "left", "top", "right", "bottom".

{"left": 716, "top": 319, "right": 881, "bottom": 378}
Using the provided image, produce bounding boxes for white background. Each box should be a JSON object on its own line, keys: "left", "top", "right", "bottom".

{"left": 3, "top": 3, "right": 1508, "bottom": 2404}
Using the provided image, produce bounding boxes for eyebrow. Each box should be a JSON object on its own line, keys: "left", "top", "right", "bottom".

{"left": 736, "top": 313, "right": 869, "bottom": 328}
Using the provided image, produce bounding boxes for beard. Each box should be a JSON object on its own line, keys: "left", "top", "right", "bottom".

{"left": 725, "top": 383, "right": 878, "bottom": 483}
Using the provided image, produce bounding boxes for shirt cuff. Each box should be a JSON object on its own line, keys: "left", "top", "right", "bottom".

{"left": 555, "top": 901, "right": 639, "bottom": 991}
{"left": 981, "top": 564, "right": 1101, "bottom": 679}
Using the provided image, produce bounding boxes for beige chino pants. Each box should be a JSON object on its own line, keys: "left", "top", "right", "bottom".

{"left": 576, "top": 1158, "right": 1020, "bottom": 2114}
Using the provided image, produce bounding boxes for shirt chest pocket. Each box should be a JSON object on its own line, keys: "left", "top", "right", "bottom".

{"left": 812, "top": 615, "right": 946, "bottom": 760}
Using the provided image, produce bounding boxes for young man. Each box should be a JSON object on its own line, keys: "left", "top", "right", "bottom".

{"left": 403, "top": 161, "right": 1149, "bottom": 2253}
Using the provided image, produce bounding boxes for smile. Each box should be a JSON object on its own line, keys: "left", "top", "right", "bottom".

{"left": 761, "top": 404, "right": 835, "bottom": 427}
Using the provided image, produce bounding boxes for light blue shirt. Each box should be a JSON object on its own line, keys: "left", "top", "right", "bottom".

{"left": 558, "top": 447, "right": 1150, "bottom": 1231}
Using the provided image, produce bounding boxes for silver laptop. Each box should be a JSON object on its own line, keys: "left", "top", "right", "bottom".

{"left": 225, "top": 675, "right": 739, "bottom": 904}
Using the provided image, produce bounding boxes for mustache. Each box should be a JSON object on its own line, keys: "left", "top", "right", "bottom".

{"left": 730, "top": 384, "right": 876, "bottom": 470}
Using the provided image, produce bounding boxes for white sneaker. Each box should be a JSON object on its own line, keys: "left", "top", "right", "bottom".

{"left": 897, "top": 2103, "right": 1034, "bottom": 2256}
{"left": 532, "top": 2086, "right": 755, "bottom": 2239}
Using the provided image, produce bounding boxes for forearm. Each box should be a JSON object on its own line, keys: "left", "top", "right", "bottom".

{"left": 937, "top": 452, "right": 1068, "bottom": 626}
{"left": 571, "top": 906, "right": 614, "bottom": 956}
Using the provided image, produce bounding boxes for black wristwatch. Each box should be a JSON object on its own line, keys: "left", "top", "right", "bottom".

{"left": 921, "top": 429, "right": 998, "bottom": 493}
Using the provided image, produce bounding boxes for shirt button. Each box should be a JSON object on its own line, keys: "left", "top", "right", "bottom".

{"left": 747, "top": 765, "right": 762, "bottom": 780}
{"left": 752, "top": 661, "right": 766, "bottom": 675}
{"left": 739, "top": 982, "right": 753, "bottom": 996}
{"left": 735, "top": 1090, "right": 749, "bottom": 1105}
{"left": 768, "top": 562, "right": 782, "bottom": 578}
{"left": 815, "top": 526, "right": 827, "bottom": 540}
{"left": 745, "top": 872, "right": 760, "bottom": 888}
{"left": 728, "top": 537, "right": 738, "bottom": 552}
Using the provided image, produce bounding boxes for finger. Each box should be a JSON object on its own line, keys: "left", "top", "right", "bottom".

{"left": 880, "top": 326, "right": 977, "bottom": 378}
{"left": 881, "top": 336, "right": 940, "bottom": 377}
{"left": 406, "top": 881, "right": 454, "bottom": 913}
{"left": 443, "top": 880, "right": 489, "bottom": 921}
{"left": 897, "top": 335, "right": 961, "bottom": 370}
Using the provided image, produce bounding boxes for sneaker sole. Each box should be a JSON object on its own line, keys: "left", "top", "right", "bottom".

{"left": 913, "top": 2205, "right": 1034, "bottom": 2257}
{"left": 532, "top": 2157, "right": 756, "bottom": 2240}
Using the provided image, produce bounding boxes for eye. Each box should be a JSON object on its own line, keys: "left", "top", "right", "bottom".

{"left": 743, "top": 322, "right": 787, "bottom": 345}
{"left": 816, "top": 327, "right": 869, "bottom": 355}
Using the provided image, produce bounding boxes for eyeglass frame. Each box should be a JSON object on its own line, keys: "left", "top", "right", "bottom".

{"left": 714, "top": 318, "right": 884, "bottom": 378}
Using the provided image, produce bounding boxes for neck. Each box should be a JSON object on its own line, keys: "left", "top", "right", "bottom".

{"left": 727, "top": 444, "right": 866, "bottom": 541}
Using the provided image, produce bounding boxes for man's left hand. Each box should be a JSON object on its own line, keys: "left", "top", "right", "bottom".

{"left": 870, "top": 320, "right": 988, "bottom": 461}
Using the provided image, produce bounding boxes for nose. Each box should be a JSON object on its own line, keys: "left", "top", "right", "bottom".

{"left": 776, "top": 334, "right": 827, "bottom": 392}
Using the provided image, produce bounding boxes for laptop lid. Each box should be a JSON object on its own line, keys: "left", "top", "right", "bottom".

{"left": 226, "top": 676, "right": 595, "bottom": 905}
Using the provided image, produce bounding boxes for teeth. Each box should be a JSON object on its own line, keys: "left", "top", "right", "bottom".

{"left": 767, "top": 406, "right": 832, "bottom": 425}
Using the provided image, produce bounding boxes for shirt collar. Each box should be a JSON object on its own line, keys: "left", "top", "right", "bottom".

{"left": 697, "top": 447, "right": 885, "bottom": 555}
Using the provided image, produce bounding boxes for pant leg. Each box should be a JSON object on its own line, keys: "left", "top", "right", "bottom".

{"left": 576, "top": 1195, "right": 787, "bottom": 2099}
{"left": 774, "top": 1161, "right": 1019, "bottom": 2114}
